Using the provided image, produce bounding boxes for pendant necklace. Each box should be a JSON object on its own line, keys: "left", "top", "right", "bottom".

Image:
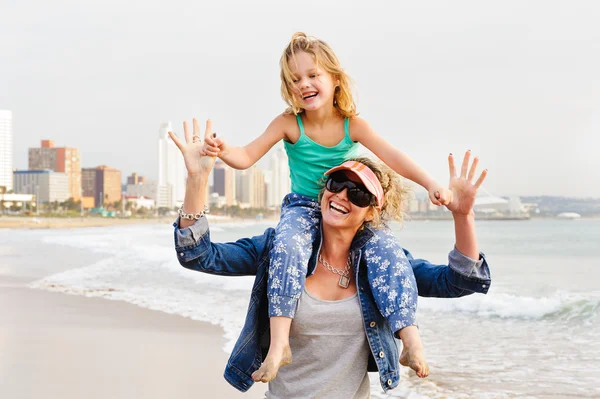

{"left": 318, "top": 253, "right": 352, "bottom": 289}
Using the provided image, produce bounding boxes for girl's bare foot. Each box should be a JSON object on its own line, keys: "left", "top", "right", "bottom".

{"left": 251, "top": 344, "right": 292, "bottom": 383}
{"left": 400, "top": 345, "right": 429, "bottom": 378}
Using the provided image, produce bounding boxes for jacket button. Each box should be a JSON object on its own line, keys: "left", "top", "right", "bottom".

{"left": 387, "top": 379, "right": 392, "bottom": 386}
{"left": 369, "top": 321, "right": 376, "bottom": 328}
{"left": 179, "top": 252, "right": 184, "bottom": 257}
{"left": 482, "top": 284, "right": 487, "bottom": 288}
{"left": 379, "top": 351, "right": 385, "bottom": 358}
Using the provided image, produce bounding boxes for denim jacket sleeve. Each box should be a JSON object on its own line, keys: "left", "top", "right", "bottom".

{"left": 173, "top": 217, "right": 274, "bottom": 276}
{"left": 406, "top": 247, "right": 491, "bottom": 297}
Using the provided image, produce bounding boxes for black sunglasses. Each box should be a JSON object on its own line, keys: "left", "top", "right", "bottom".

{"left": 325, "top": 171, "right": 376, "bottom": 208}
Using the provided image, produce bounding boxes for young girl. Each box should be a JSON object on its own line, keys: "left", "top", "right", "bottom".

{"left": 201, "top": 32, "right": 451, "bottom": 383}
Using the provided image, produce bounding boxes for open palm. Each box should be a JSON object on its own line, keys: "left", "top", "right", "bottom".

{"left": 168, "top": 118, "right": 216, "bottom": 176}
{"left": 445, "top": 151, "right": 487, "bottom": 216}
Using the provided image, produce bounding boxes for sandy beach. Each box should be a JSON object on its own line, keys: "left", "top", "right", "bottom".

{"left": 0, "top": 282, "right": 266, "bottom": 399}
{"left": 0, "top": 225, "right": 267, "bottom": 399}
{"left": 0, "top": 216, "right": 176, "bottom": 229}
{"left": 0, "top": 215, "right": 278, "bottom": 229}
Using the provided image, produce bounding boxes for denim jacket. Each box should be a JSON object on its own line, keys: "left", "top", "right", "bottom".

{"left": 173, "top": 217, "right": 491, "bottom": 393}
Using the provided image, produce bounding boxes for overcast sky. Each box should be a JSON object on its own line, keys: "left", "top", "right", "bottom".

{"left": 1, "top": 0, "right": 598, "bottom": 197}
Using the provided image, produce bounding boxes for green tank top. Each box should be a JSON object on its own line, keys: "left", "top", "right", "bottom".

{"left": 284, "top": 114, "right": 360, "bottom": 199}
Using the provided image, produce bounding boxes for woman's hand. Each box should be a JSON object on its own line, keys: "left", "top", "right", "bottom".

{"left": 445, "top": 150, "right": 487, "bottom": 217}
{"left": 168, "top": 118, "right": 217, "bottom": 177}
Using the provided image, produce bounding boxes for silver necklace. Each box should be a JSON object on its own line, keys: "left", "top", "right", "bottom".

{"left": 318, "top": 253, "right": 352, "bottom": 289}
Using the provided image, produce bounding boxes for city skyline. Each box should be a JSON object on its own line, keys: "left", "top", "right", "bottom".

{"left": 2, "top": 115, "right": 598, "bottom": 201}
{"left": 2, "top": 116, "right": 596, "bottom": 218}
{"left": 2, "top": 116, "right": 293, "bottom": 209}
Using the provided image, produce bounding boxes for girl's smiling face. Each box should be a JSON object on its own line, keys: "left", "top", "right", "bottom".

{"left": 287, "top": 51, "right": 337, "bottom": 112}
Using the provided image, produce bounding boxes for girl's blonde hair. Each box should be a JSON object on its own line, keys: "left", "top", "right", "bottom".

{"left": 280, "top": 32, "right": 357, "bottom": 118}
{"left": 318, "top": 156, "right": 411, "bottom": 229}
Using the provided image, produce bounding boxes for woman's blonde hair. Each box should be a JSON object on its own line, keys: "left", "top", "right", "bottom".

{"left": 280, "top": 32, "right": 357, "bottom": 118}
{"left": 319, "top": 156, "right": 411, "bottom": 229}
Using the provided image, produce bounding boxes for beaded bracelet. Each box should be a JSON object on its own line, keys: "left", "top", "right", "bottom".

{"left": 178, "top": 205, "right": 210, "bottom": 220}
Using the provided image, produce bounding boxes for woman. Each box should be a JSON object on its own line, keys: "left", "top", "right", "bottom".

{"left": 171, "top": 119, "right": 490, "bottom": 397}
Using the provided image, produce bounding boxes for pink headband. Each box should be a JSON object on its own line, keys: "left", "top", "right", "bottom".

{"left": 324, "top": 161, "right": 385, "bottom": 209}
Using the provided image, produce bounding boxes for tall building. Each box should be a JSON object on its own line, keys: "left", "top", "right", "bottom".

{"left": 213, "top": 160, "right": 236, "bottom": 206}
{"left": 0, "top": 110, "right": 13, "bottom": 191}
{"left": 13, "top": 170, "right": 70, "bottom": 203}
{"left": 235, "top": 170, "right": 251, "bottom": 205}
{"left": 28, "top": 140, "right": 56, "bottom": 170}
{"left": 251, "top": 166, "right": 267, "bottom": 209}
{"left": 127, "top": 172, "right": 145, "bottom": 185}
{"left": 81, "top": 168, "right": 97, "bottom": 199}
{"left": 126, "top": 180, "right": 157, "bottom": 199}
{"left": 81, "top": 166, "right": 122, "bottom": 208}
{"left": 28, "top": 140, "right": 82, "bottom": 200}
{"left": 55, "top": 147, "right": 82, "bottom": 200}
{"left": 235, "top": 165, "right": 266, "bottom": 209}
{"left": 125, "top": 172, "right": 154, "bottom": 200}
{"left": 268, "top": 147, "right": 291, "bottom": 208}
{"left": 157, "top": 122, "right": 186, "bottom": 208}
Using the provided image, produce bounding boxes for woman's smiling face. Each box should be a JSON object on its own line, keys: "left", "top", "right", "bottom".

{"left": 321, "top": 170, "right": 373, "bottom": 232}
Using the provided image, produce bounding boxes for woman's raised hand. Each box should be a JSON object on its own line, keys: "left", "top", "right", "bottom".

{"left": 445, "top": 151, "right": 488, "bottom": 217}
{"left": 168, "top": 118, "right": 217, "bottom": 177}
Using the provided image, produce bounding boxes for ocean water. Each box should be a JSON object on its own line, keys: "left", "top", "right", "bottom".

{"left": 3, "top": 218, "right": 599, "bottom": 399}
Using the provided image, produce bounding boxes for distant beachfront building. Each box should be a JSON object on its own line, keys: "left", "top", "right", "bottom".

{"left": 473, "top": 196, "right": 528, "bottom": 217}
{"left": 235, "top": 165, "right": 266, "bottom": 209}
{"left": 81, "top": 166, "right": 122, "bottom": 208}
{"left": 13, "top": 170, "right": 69, "bottom": 203}
{"left": 28, "top": 140, "right": 82, "bottom": 200}
{"left": 268, "top": 147, "right": 291, "bottom": 208}
{"left": 126, "top": 180, "right": 157, "bottom": 200}
{"left": 124, "top": 195, "right": 155, "bottom": 210}
{"left": 157, "top": 122, "right": 186, "bottom": 209}
{"left": 0, "top": 110, "right": 13, "bottom": 192}
{"left": 213, "top": 159, "right": 236, "bottom": 206}
{"left": 28, "top": 140, "right": 56, "bottom": 170}
{"left": 126, "top": 172, "right": 145, "bottom": 185}
{"left": 0, "top": 191, "right": 36, "bottom": 211}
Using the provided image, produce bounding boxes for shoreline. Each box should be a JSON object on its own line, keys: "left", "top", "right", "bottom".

{"left": 0, "top": 215, "right": 279, "bottom": 229}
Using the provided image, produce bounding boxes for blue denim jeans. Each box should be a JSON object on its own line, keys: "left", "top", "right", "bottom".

{"left": 268, "top": 193, "right": 418, "bottom": 331}
{"left": 268, "top": 193, "right": 321, "bottom": 318}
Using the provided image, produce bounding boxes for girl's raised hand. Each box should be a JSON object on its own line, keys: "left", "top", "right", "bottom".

{"left": 445, "top": 150, "right": 487, "bottom": 217}
{"left": 202, "top": 129, "right": 228, "bottom": 157}
{"left": 428, "top": 185, "right": 453, "bottom": 206}
{"left": 168, "top": 118, "right": 217, "bottom": 176}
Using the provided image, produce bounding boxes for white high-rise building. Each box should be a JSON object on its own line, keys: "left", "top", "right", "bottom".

{"left": 0, "top": 110, "right": 13, "bottom": 191}
{"left": 268, "top": 147, "right": 291, "bottom": 208}
{"left": 157, "top": 122, "right": 186, "bottom": 208}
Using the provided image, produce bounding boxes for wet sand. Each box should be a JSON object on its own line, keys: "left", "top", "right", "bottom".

{"left": 0, "top": 280, "right": 266, "bottom": 399}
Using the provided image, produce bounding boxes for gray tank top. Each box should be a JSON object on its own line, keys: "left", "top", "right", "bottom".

{"left": 265, "top": 288, "right": 371, "bottom": 399}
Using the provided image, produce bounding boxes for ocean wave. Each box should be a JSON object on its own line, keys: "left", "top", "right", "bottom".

{"left": 420, "top": 291, "right": 600, "bottom": 323}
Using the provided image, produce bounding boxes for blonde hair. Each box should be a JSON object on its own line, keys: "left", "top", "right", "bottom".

{"left": 280, "top": 32, "right": 357, "bottom": 118}
{"left": 318, "top": 156, "right": 411, "bottom": 229}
